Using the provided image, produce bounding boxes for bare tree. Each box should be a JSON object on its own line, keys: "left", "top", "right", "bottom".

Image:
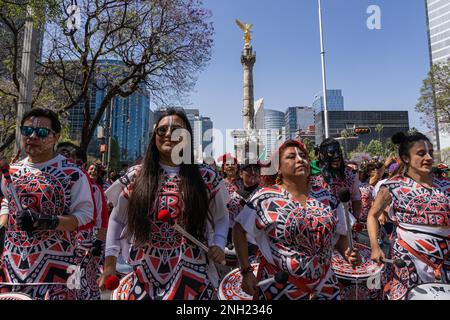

{"left": 39, "top": 0, "right": 214, "bottom": 152}
{"left": 0, "top": 0, "right": 59, "bottom": 154}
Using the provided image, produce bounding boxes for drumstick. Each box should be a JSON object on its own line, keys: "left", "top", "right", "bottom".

{"left": 158, "top": 210, "right": 209, "bottom": 252}
{"left": 158, "top": 210, "right": 227, "bottom": 266}
{"left": 256, "top": 271, "right": 288, "bottom": 287}
{"left": 1, "top": 164, "right": 34, "bottom": 238}
{"left": 1, "top": 165, "right": 23, "bottom": 212}
{"left": 337, "top": 188, "right": 353, "bottom": 250}
{"left": 380, "top": 257, "right": 406, "bottom": 268}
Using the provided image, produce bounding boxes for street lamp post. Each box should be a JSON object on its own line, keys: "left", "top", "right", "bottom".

{"left": 318, "top": 0, "right": 329, "bottom": 140}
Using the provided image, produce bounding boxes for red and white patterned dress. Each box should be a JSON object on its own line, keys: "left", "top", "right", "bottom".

{"left": 76, "top": 182, "right": 109, "bottom": 300}
{"left": 0, "top": 155, "right": 94, "bottom": 300}
{"left": 312, "top": 166, "right": 361, "bottom": 214}
{"left": 106, "top": 164, "right": 230, "bottom": 300}
{"left": 236, "top": 181, "right": 347, "bottom": 300}
{"left": 359, "top": 182, "right": 374, "bottom": 223}
{"left": 382, "top": 175, "right": 450, "bottom": 300}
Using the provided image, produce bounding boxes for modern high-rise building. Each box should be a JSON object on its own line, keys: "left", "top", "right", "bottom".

{"left": 425, "top": 0, "right": 450, "bottom": 151}
{"left": 254, "top": 98, "right": 265, "bottom": 130}
{"left": 285, "top": 106, "right": 315, "bottom": 140}
{"left": 312, "top": 89, "right": 344, "bottom": 114}
{"left": 201, "top": 116, "right": 213, "bottom": 157}
{"left": 315, "top": 110, "right": 410, "bottom": 152}
{"left": 425, "top": 0, "right": 450, "bottom": 64}
{"left": 110, "top": 86, "right": 150, "bottom": 162}
{"left": 264, "top": 109, "right": 286, "bottom": 158}
{"left": 68, "top": 60, "right": 151, "bottom": 162}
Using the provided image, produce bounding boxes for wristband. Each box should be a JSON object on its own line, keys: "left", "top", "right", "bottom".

{"left": 36, "top": 214, "right": 59, "bottom": 230}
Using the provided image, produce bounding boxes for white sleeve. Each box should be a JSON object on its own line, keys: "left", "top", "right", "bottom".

{"left": 332, "top": 203, "right": 356, "bottom": 245}
{"left": 70, "top": 172, "right": 95, "bottom": 226}
{"left": 351, "top": 174, "right": 361, "bottom": 201}
{"left": 235, "top": 205, "right": 275, "bottom": 265}
{"left": 0, "top": 199, "right": 8, "bottom": 216}
{"left": 105, "top": 192, "right": 129, "bottom": 258}
{"left": 104, "top": 179, "right": 126, "bottom": 208}
{"left": 206, "top": 180, "right": 230, "bottom": 250}
{"left": 335, "top": 203, "right": 355, "bottom": 236}
{"left": 0, "top": 180, "right": 8, "bottom": 216}
{"left": 105, "top": 167, "right": 138, "bottom": 207}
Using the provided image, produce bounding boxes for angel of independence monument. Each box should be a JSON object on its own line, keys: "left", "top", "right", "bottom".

{"left": 232, "top": 19, "right": 263, "bottom": 164}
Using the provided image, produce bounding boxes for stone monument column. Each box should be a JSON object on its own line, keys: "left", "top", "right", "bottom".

{"left": 241, "top": 44, "right": 256, "bottom": 131}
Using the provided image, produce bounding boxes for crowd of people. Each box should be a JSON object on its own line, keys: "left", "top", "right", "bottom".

{"left": 0, "top": 107, "right": 448, "bottom": 300}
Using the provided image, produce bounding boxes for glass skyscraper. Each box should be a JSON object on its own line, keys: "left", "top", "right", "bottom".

{"left": 426, "top": 0, "right": 450, "bottom": 64}
{"left": 285, "top": 106, "right": 314, "bottom": 140}
{"left": 111, "top": 86, "right": 150, "bottom": 162}
{"left": 264, "top": 109, "right": 286, "bottom": 157}
{"left": 312, "top": 89, "right": 344, "bottom": 114}
{"left": 68, "top": 60, "right": 151, "bottom": 162}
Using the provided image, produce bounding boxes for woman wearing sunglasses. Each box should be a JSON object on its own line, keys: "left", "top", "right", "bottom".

{"left": 100, "top": 108, "right": 230, "bottom": 300}
{"left": 0, "top": 108, "right": 94, "bottom": 300}
{"left": 233, "top": 140, "right": 360, "bottom": 300}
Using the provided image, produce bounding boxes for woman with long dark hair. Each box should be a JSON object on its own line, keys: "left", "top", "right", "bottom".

{"left": 233, "top": 140, "right": 360, "bottom": 300}
{"left": 368, "top": 131, "right": 450, "bottom": 300}
{"left": 99, "top": 108, "right": 230, "bottom": 300}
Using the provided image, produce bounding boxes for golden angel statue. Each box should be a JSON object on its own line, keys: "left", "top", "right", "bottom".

{"left": 235, "top": 19, "right": 253, "bottom": 46}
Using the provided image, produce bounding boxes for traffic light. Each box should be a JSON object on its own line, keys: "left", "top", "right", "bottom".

{"left": 354, "top": 127, "right": 371, "bottom": 135}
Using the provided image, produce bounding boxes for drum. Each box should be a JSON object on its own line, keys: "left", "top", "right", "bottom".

{"left": 224, "top": 246, "right": 238, "bottom": 267}
{"left": 218, "top": 263, "right": 259, "bottom": 300}
{"left": 116, "top": 255, "right": 133, "bottom": 278}
{"left": 354, "top": 224, "right": 390, "bottom": 255}
{"left": 406, "top": 283, "right": 450, "bottom": 300}
{"left": 332, "top": 243, "right": 384, "bottom": 300}
{"left": 0, "top": 293, "right": 33, "bottom": 300}
{"left": 110, "top": 271, "right": 134, "bottom": 300}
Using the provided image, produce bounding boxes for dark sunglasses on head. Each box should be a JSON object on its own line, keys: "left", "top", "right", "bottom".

{"left": 20, "top": 126, "right": 54, "bottom": 139}
{"left": 155, "top": 125, "right": 184, "bottom": 137}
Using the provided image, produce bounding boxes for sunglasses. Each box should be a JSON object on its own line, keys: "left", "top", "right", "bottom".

{"left": 20, "top": 126, "right": 54, "bottom": 139}
{"left": 241, "top": 166, "right": 261, "bottom": 175}
{"left": 155, "top": 125, "right": 184, "bottom": 137}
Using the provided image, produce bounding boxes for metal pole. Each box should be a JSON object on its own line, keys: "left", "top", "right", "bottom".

{"left": 424, "top": 0, "right": 441, "bottom": 162}
{"left": 15, "top": 7, "right": 41, "bottom": 153}
{"left": 318, "top": 0, "right": 329, "bottom": 139}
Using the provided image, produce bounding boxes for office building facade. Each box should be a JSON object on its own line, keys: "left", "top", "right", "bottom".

{"left": 315, "top": 110, "right": 409, "bottom": 152}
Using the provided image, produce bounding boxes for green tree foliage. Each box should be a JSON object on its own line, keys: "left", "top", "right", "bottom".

{"left": 416, "top": 62, "right": 450, "bottom": 133}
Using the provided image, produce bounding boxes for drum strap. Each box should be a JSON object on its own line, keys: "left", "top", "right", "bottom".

{"left": 397, "top": 237, "right": 450, "bottom": 281}
{"left": 257, "top": 256, "right": 329, "bottom": 300}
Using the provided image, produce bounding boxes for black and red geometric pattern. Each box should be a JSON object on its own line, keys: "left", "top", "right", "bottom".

{"left": 246, "top": 181, "right": 341, "bottom": 299}
{"left": 311, "top": 166, "right": 358, "bottom": 211}
{"left": 383, "top": 175, "right": 450, "bottom": 299}
{"left": 0, "top": 157, "right": 91, "bottom": 299}
{"left": 383, "top": 175, "right": 450, "bottom": 226}
{"left": 359, "top": 182, "right": 374, "bottom": 223}
{"left": 115, "top": 164, "right": 223, "bottom": 300}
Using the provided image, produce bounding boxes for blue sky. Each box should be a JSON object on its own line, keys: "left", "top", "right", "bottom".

{"left": 183, "top": 0, "right": 431, "bottom": 137}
